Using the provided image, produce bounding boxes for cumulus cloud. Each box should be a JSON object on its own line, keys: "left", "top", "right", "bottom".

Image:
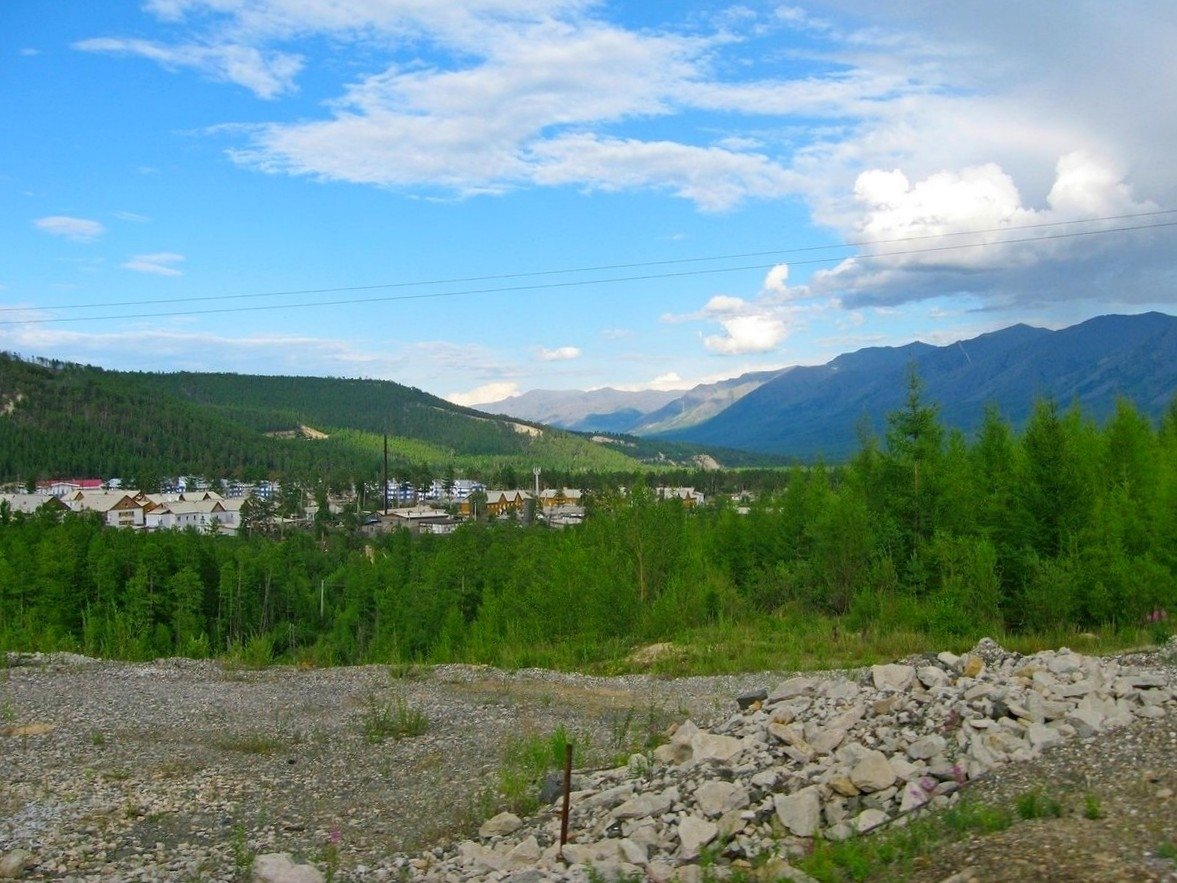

{"left": 122, "top": 253, "right": 186, "bottom": 276}
{"left": 704, "top": 314, "right": 787, "bottom": 355}
{"left": 810, "top": 150, "right": 1160, "bottom": 306}
{"left": 675, "top": 261, "right": 854, "bottom": 357}
{"left": 34, "top": 216, "right": 106, "bottom": 241}
{"left": 446, "top": 381, "right": 521, "bottom": 407}
{"left": 535, "top": 346, "right": 581, "bottom": 362}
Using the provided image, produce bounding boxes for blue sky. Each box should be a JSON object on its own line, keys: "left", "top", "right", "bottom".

{"left": 3, "top": 1, "right": 1175, "bottom": 406}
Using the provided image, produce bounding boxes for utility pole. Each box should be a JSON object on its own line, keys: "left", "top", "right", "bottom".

{"left": 383, "top": 432, "right": 389, "bottom": 515}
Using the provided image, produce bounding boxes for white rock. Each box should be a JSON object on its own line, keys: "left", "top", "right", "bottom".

{"left": 677, "top": 815, "right": 719, "bottom": 860}
{"left": 252, "top": 853, "right": 325, "bottom": 883}
{"left": 479, "top": 811, "right": 523, "bottom": 838}
{"left": 689, "top": 732, "right": 745, "bottom": 764}
{"left": 612, "top": 790, "right": 673, "bottom": 820}
{"left": 1067, "top": 706, "right": 1105, "bottom": 738}
{"left": 774, "top": 786, "right": 823, "bottom": 837}
{"left": 0, "top": 850, "right": 33, "bottom": 880}
{"left": 853, "top": 808, "right": 889, "bottom": 833}
{"left": 871, "top": 664, "right": 916, "bottom": 692}
{"left": 695, "top": 780, "right": 749, "bottom": 817}
{"left": 850, "top": 749, "right": 895, "bottom": 793}
{"left": 906, "top": 734, "right": 946, "bottom": 760}
{"left": 917, "top": 666, "right": 950, "bottom": 689}
{"left": 769, "top": 677, "right": 819, "bottom": 701}
{"left": 506, "top": 836, "right": 541, "bottom": 867}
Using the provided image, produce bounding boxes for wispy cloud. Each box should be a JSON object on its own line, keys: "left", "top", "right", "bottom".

{"left": 34, "top": 216, "right": 106, "bottom": 241}
{"left": 122, "top": 252, "right": 186, "bottom": 276}
{"left": 74, "top": 37, "right": 302, "bottom": 99}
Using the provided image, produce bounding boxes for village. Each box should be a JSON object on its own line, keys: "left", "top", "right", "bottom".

{"left": 0, "top": 476, "right": 707, "bottom": 536}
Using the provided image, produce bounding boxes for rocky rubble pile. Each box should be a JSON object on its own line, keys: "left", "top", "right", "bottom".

{"left": 392, "top": 639, "right": 1176, "bottom": 883}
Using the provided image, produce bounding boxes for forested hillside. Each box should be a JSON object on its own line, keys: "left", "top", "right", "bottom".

{"left": 0, "top": 354, "right": 644, "bottom": 485}
{"left": 3, "top": 379, "right": 1174, "bottom": 667}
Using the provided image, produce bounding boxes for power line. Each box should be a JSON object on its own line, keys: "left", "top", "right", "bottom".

{"left": 3, "top": 213, "right": 1175, "bottom": 327}
{"left": 4, "top": 208, "right": 1174, "bottom": 315}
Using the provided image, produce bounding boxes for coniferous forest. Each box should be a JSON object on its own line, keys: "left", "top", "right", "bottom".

{"left": 2, "top": 377, "right": 1175, "bottom": 668}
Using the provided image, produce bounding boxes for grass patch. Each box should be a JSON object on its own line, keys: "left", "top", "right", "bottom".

{"left": 1157, "top": 840, "right": 1177, "bottom": 862}
{"left": 1014, "top": 789, "right": 1064, "bottom": 820}
{"left": 1083, "top": 793, "right": 1103, "bottom": 820}
{"left": 231, "top": 823, "right": 253, "bottom": 882}
{"left": 794, "top": 797, "right": 1013, "bottom": 882}
{"left": 498, "top": 725, "right": 576, "bottom": 816}
{"left": 360, "top": 693, "right": 428, "bottom": 744}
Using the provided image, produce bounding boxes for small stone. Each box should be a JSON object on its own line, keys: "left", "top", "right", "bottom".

{"left": 853, "top": 808, "right": 889, "bottom": 833}
{"left": 871, "top": 664, "right": 916, "bottom": 692}
{"left": 850, "top": 749, "right": 896, "bottom": 793}
{"left": 737, "top": 688, "right": 768, "bottom": 710}
{"left": 479, "top": 811, "right": 523, "bottom": 838}
{"left": 251, "top": 853, "right": 324, "bottom": 883}
{"left": 0, "top": 850, "right": 33, "bottom": 880}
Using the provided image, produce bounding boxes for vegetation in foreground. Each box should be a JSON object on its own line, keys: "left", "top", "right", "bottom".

{"left": 1, "top": 377, "right": 1175, "bottom": 672}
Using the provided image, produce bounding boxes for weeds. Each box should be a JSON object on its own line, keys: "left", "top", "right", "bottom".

{"left": 388, "top": 662, "right": 423, "bottom": 681}
{"left": 361, "top": 693, "right": 428, "bottom": 743}
{"left": 90, "top": 729, "right": 106, "bottom": 747}
{"left": 213, "top": 732, "right": 283, "bottom": 755}
{"left": 318, "top": 826, "right": 342, "bottom": 883}
{"left": 795, "top": 797, "right": 1015, "bottom": 881}
{"left": 1015, "top": 789, "right": 1063, "bottom": 820}
{"left": 231, "top": 823, "right": 253, "bottom": 882}
{"left": 1, "top": 661, "right": 13, "bottom": 724}
{"left": 1082, "top": 793, "right": 1103, "bottom": 820}
{"left": 498, "top": 726, "right": 575, "bottom": 816}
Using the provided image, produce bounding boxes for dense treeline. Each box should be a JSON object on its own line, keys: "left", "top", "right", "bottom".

{"left": 2, "top": 379, "right": 1175, "bottom": 664}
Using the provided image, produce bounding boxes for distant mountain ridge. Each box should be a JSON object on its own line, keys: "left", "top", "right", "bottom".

{"left": 666, "top": 312, "right": 1177, "bottom": 459}
{"left": 478, "top": 312, "right": 1177, "bottom": 461}
{"left": 475, "top": 369, "right": 788, "bottom": 434}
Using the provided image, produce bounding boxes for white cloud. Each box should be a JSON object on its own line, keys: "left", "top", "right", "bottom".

{"left": 34, "top": 216, "right": 106, "bottom": 241}
{"left": 113, "top": 211, "right": 151, "bottom": 223}
{"left": 446, "top": 381, "right": 521, "bottom": 407}
{"left": 704, "top": 314, "right": 788, "bottom": 355}
{"left": 810, "top": 150, "right": 1160, "bottom": 306}
{"left": 527, "top": 135, "right": 801, "bottom": 212}
{"left": 535, "top": 346, "right": 581, "bottom": 362}
{"left": 762, "top": 264, "right": 790, "bottom": 297}
{"left": 74, "top": 37, "right": 302, "bottom": 99}
{"left": 122, "top": 253, "right": 186, "bottom": 276}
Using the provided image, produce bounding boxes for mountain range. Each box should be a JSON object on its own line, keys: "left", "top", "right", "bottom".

{"left": 477, "top": 312, "right": 1177, "bottom": 460}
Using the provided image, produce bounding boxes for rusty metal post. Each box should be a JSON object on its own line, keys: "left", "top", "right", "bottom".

{"left": 559, "top": 742, "right": 573, "bottom": 853}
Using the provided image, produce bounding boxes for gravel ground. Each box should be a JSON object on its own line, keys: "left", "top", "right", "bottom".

{"left": 2, "top": 648, "right": 1176, "bottom": 882}
{"left": 0, "top": 654, "right": 772, "bottom": 881}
